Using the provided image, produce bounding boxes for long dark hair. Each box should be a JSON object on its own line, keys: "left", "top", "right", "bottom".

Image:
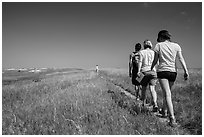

{"left": 157, "top": 30, "right": 171, "bottom": 42}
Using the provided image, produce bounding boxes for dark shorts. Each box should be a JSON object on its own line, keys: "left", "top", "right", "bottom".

{"left": 157, "top": 71, "right": 177, "bottom": 82}
{"left": 132, "top": 75, "right": 140, "bottom": 86}
{"left": 140, "top": 71, "right": 157, "bottom": 87}
{"left": 132, "top": 68, "right": 140, "bottom": 86}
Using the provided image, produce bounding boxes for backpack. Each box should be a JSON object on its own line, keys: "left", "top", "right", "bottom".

{"left": 132, "top": 52, "right": 140, "bottom": 68}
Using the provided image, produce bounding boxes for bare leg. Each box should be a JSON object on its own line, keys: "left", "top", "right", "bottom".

{"left": 169, "top": 81, "right": 174, "bottom": 90}
{"left": 149, "top": 85, "right": 158, "bottom": 107}
{"left": 141, "top": 86, "right": 147, "bottom": 106}
{"left": 138, "top": 85, "right": 141, "bottom": 99}
{"left": 135, "top": 85, "right": 137, "bottom": 96}
{"left": 135, "top": 85, "right": 140, "bottom": 100}
{"left": 159, "top": 79, "right": 175, "bottom": 119}
{"left": 136, "top": 86, "right": 139, "bottom": 98}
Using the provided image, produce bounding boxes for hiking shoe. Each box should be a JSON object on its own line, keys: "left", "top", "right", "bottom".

{"left": 168, "top": 117, "right": 178, "bottom": 127}
{"left": 152, "top": 106, "right": 159, "bottom": 112}
{"left": 158, "top": 108, "right": 168, "bottom": 118}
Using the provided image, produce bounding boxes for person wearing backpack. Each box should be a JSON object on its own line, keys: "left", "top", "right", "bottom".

{"left": 129, "top": 43, "right": 142, "bottom": 100}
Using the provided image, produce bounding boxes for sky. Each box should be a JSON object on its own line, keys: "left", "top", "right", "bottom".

{"left": 2, "top": 2, "right": 202, "bottom": 69}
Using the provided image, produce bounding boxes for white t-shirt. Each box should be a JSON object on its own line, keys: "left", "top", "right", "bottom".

{"left": 139, "top": 49, "right": 156, "bottom": 72}
{"left": 154, "top": 41, "right": 181, "bottom": 72}
{"left": 96, "top": 65, "right": 99, "bottom": 71}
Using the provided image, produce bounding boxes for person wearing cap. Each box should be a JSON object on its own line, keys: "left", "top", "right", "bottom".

{"left": 137, "top": 40, "right": 158, "bottom": 112}
{"left": 151, "top": 30, "right": 189, "bottom": 127}
{"left": 129, "top": 43, "right": 142, "bottom": 100}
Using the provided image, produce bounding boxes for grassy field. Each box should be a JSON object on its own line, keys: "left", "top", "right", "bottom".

{"left": 2, "top": 68, "right": 202, "bottom": 135}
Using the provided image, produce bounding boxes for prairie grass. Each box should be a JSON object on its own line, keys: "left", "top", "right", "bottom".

{"left": 100, "top": 68, "right": 202, "bottom": 135}
{"left": 2, "top": 68, "right": 201, "bottom": 135}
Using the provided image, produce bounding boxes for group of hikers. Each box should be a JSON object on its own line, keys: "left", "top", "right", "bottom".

{"left": 129, "top": 30, "right": 189, "bottom": 127}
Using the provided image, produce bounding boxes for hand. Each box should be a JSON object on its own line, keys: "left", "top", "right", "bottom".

{"left": 184, "top": 72, "right": 189, "bottom": 80}
{"left": 137, "top": 72, "right": 141, "bottom": 77}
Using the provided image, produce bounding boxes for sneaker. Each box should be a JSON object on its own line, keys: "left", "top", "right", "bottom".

{"left": 152, "top": 106, "right": 159, "bottom": 112}
{"left": 158, "top": 109, "right": 168, "bottom": 118}
{"left": 168, "top": 117, "right": 178, "bottom": 127}
{"left": 136, "top": 96, "right": 140, "bottom": 101}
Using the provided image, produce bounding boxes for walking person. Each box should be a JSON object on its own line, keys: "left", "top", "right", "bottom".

{"left": 151, "top": 30, "right": 189, "bottom": 127}
{"left": 96, "top": 65, "right": 99, "bottom": 73}
{"left": 137, "top": 40, "right": 158, "bottom": 112}
{"left": 129, "top": 43, "right": 142, "bottom": 100}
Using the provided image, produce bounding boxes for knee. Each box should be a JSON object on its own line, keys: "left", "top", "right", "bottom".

{"left": 149, "top": 85, "right": 155, "bottom": 91}
{"left": 165, "top": 90, "right": 171, "bottom": 97}
{"left": 164, "top": 93, "right": 172, "bottom": 103}
{"left": 163, "top": 90, "right": 172, "bottom": 99}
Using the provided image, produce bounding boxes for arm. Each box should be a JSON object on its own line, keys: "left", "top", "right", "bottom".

{"left": 137, "top": 53, "right": 142, "bottom": 77}
{"left": 151, "top": 51, "right": 159, "bottom": 71}
{"left": 137, "top": 62, "right": 142, "bottom": 77}
{"left": 129, "top": 54, "right": 132, "bottom": 77}
{"left": 177, "top": 51, "right": 189, "bottom": 80}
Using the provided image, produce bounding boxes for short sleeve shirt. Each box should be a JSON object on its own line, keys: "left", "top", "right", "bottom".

{"left": 139, "top": 49, "right": 156, "bottom": 72}
{"left": 154, "top": 41, "right": 182, "bottom": 72}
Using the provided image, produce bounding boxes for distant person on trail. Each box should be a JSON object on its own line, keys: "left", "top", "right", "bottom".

{"left": 129, "top": 43, "right": 142, "bottom": 100}
{"left": 151, "top": 30, "right": 189, "bottom": 127}
{"left": 137, "top": 40, "right": 158, "bottom": 112}
{"left": 96, "top": 65, "right": 99, "bottom": 73}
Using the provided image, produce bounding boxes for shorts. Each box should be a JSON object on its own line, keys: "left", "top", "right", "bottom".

{"left": 132, "top": 75, "right": 140, "bottom": 86}
{"left": 140, "top": 71, "right": 157, "bottom": 87}
{"left": 132, "top": 69, "right": 140, "bottom": 86}
{"left": 157, "top": 71, "right": 177, "bottom": 82}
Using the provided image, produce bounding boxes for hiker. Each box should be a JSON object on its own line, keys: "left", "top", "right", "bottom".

{"left": 129, "top": 43, "right": 142, "bottom": 100}
{"left": 96, "top": 65, "right": 99, "bottom": 73}
{"left": 151, "top": 30, "right": 189, "bottom": 127}
{"left": 137, "top": 40, "right": 158, "bottom": 112}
